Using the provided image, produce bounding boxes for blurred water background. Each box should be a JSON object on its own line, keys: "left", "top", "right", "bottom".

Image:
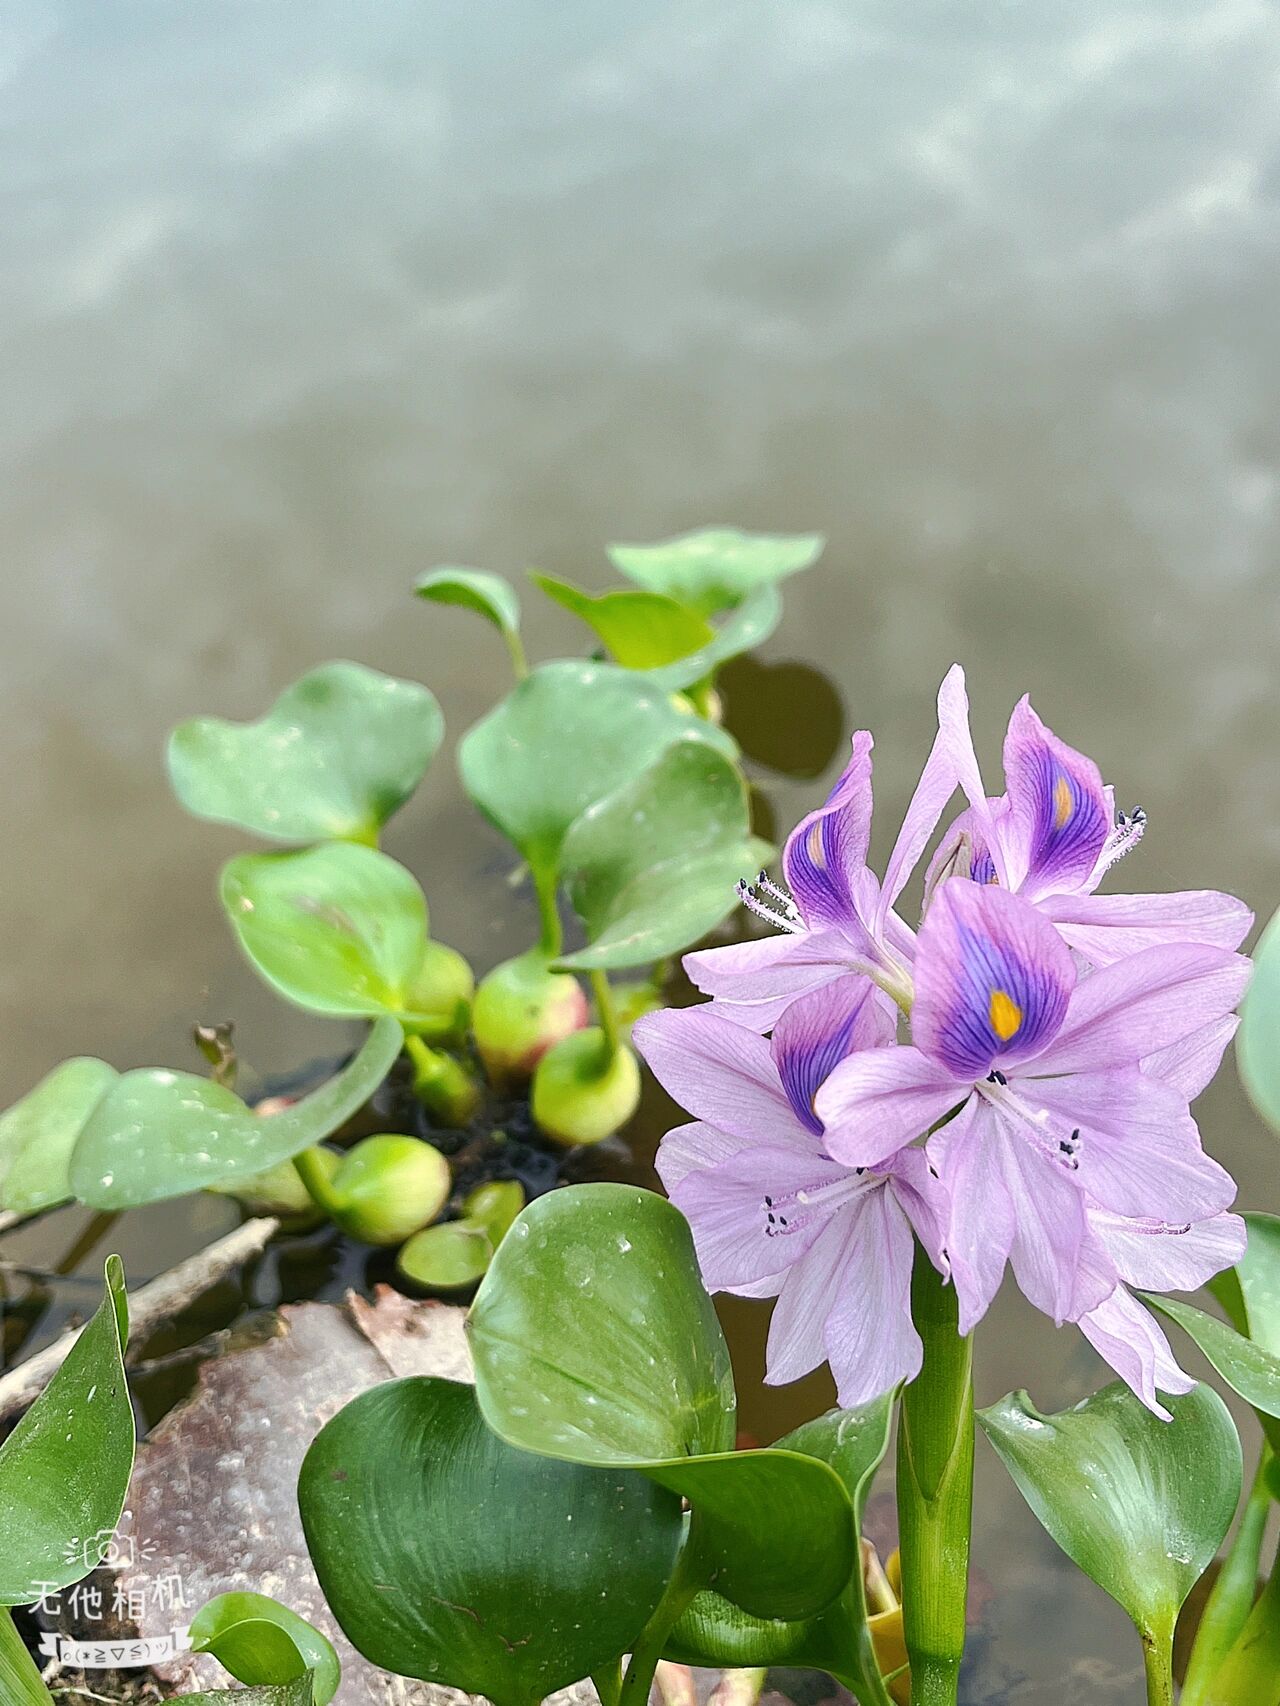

{"left": 3, "top": 4, "right": 1280, "bottom": 1697}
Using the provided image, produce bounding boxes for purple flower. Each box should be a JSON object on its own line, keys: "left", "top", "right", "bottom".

{"left": 684, "top": 665, "right": 983, "bottom": 1028}
{"left": 814, "top": 880, "right": 1248, "bottom": 1338}
{"left": 923, "top": 693, "right": 1252, "bottom": 965}
{"left": 633, "top": 983, "right": 949, "bottom": 1407}
{"left": 1079, "top": 1209, "right": 1245, "bottom": 1418}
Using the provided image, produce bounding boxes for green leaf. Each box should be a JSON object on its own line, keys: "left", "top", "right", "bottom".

{"left": 168, "top": 661, "right": 442, "bottom": 844}
{"left": 0, "top": 1606, "right": 57, "bottom": 1706}
{"left": 457, "top": 659, "right": 735, "bottom": 885}
{"left": 468, "top": 1183, "right": 856, "bottom": 1621}
{"left": 168, "top": 1681, "right": 315, "bottom": 1706}
{"left": 1217, "top": 1211, "right": 1280, "bottom": 1355}
{"left": 299, "top": 1376, "right": 682, "bottom": 1706}
{"left": 1142, "top": 1289, "right": 1280, "bottom": 1452}
{"left": 189, "top": 1593, "right": 339, "bottom": 1706}
{"left": 415, "top": 566, "right": 521, "bottom": 639}
{"left": 639, "top": 586, "right": 783, "bottom": 695}
{"left": 69, "top": 1018, "right": 402, "bottom": 1210}
{"left": 0, "top": 1257, "right": 134, "bottom": 1606}
{"left": 1240, "top": 904, "right": 1280, "bottom": 1133}
{"left": 0, "top": 1058, "right": 118, "bottom": 1215}
{"left": 557, "top": 742, "right": 771, "bottom": 971}
{"left": 979, "top": 1383, "right": 1240, "bottom": 1655}
{"left": 398, "top": 1221, "right": 493, "bottom": 1289}
{"left": 667, "top": 1396, "right": 895, "bottom": 1682}
{"left": 531, "top": 574, "right": 715, "bottom": 669}
{"left": 607, "top": 527, "right": 824, "bottom": 616}
{"left": 221, "top": 844, "right": 455, "bottom": 1032}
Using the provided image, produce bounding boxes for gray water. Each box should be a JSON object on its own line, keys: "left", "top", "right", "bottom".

{"left": 2, "top": 3, "right": 1280, "bottom": 1698}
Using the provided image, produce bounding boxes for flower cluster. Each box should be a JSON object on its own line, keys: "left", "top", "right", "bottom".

{"left": 634, "top": 667, "right": 1252, "bottom": 1417}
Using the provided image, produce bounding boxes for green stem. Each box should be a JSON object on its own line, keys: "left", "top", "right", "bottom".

{"left": 591, "top": 1659, "right": 624, "bottom": 1706}
{"left": 1198, "top": 1535, "right": 1280, "bottom": 1706}
{"left": 1142, "top": 1634, "right": 1176, "bottom": 1706}
{"left": 1182, "top": 1447, "right": 1272, "bottom": 1706}
{"left": 505, "top": 626, "right": 530, "bottom": 682}
{"left": 896, "top": 1253, "right": 974, "bottom": 1706}
{"left": 0, "top": 1608, "right": 55, "bottom": 1706}
{"left": 404, "top": 1035, "right": 481, "bottom": 1126}
{"left": 291, "top": 1146, "right": 345, "bottom": 1220}
{"left": 590, "top": 969, "right": 621, "bottom": 1061}
{"left": 534, "top": 867, "right": 563, "bottom": 959}
{"left": 618, "top": 1525, "right": 710, "bottom": 1706}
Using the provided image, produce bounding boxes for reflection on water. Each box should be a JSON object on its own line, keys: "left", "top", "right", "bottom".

{"left": 3, "top": 3, "right": 1280, "bottom": 1697}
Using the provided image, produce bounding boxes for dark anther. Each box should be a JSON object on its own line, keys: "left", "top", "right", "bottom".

{"left": 987, "top": 1069, "right": 1007, "bottom": 1086}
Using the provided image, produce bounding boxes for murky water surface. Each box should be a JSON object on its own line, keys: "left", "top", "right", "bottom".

{"left": 3, "top": 3, "right": 1280, "bottom": 1698}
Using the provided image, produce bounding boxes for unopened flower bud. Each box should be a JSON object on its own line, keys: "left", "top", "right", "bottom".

{"left": 404, "top": 941, "right": 475, "bottom": 1042}
{"left": 472, "top": 951, "right": 589, "bottom": 1084}
{"left": 531, "top": 1029, "right": 642, "bottom": 1147}
{"left": 327, "top": 1134, "right": 451, "bottom": 1246}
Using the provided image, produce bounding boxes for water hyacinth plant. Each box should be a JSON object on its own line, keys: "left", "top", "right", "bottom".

{"left": 0, "top": 527, "right": 812, "bottom": 1288}
{"left": 289, "top": 663, "right": 1280, "bottom": 1706}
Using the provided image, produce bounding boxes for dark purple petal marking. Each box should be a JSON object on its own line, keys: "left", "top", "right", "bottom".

{"left": 771, "top": 975, "right": 893, "bottom": 1133}
{"left": 1003, "top": 697, "right": 1110, "bottom": 897}
{"left": 913, "top": 879, "right": 1075, "bottom": 1079}
{"left": 782, "top": 731, "right": 873, "bottom": 929}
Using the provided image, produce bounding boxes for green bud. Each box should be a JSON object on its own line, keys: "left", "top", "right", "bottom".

{"left": 404, "top": 940, "right": 475, "bottom": 1042}
{"left": 397, "top": 1220, "right": 493, "bottom": 1290}
{"left": 405, "top": 1036, "right": 483, "bottom": 1126}
{"left": 531, "top": 1029, "right": 642, "bottom": 1147}
{"left": 462, "top": 1179, "right": 525, "bottom": 1247}
{"left": 327, "top": 1134, "right": 451, "bottom": 1246}
{"left": 613, "top": 978, "right": 666, "bottom": 1031}
{"left": 472, "top": 951, "right": 589, "bottom": 1084}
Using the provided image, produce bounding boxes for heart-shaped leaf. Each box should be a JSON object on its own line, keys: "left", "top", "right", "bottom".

{"left": 169, "top": 662, "right": 442, "bottom": 844}
{"left": 468, "top": 1183, "right": 856, "bottom": 1621}
{"left": 531, "top": 574, "right": 715, "bottom": 670}
{"left": 639, "top": 586, "right": 783, "bottom": 695}
{"left": 416, "top": 566, "right": 520, "bottom": 637}
{"left": 557, "top": 742, "right": 771, "bottom": 971}
{"left": 299, "top": 1375, "right": 682, "bottom": 1706}
{"left": 458, "top": 660, "right": 736, "bottom": 886}
{"left": 1239, "top": 904, "right": 1280, "bottom": 1133}
{"left": 222, "top": 845, "right": 457, "bottom": 1033}
{"left": 0, "top": 1257, "right": 134, "bottom": 1606}
{"left": 979, "top": 1383, "right": 1240, "bottom": 1661}
{"left": 189, "top": 1593, "right": 340, "bottom": 1705}
{"left": 607, "top": 528, "right": 824, "bottom": 616}
{"left": 666, "top": 1395, "right": 895, "bottom": 1691}
{"left": 69, "top": 1018, "right": 402, "bottom": 1210}
{"left": 1142, "top": 1290, "right": 1280, "bottom": 1452}
{"left": 0, "top": 1057, "right": 118, "bottom": 1214}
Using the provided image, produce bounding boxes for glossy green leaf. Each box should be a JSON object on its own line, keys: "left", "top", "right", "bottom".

{"left": 0, "top": 1606, "right": 58, "bottom": 1706}
{"left": 1240, "top": 905, "right": 1280, "bottom": 1133}
{"left": 640, "top": 586, "right": 784, "bottom": 695}
{"left": 458, "top": 659, "right": 735, "bottom": 884}
{"left": 1142, "top": 1289, "right": 1280, "bottom": 1452}
{"left": 189, "top": 1592, "right": 339, "bottom": 1705}
{"left": 0, "top": 1257, "right": 134, "bottom": 1606}
{"left": 607, "top": 527, "right": 824, "bottom": 616}
{"left": 979, "top": 1383, "right": 1240, "bottom": 1655}
{"left": 557, "top": 741, "right": 771, "bottom": 971}
{"left": 168, "top": 662, "right": 442, "bottom": 844}
{"left": 299, "top": 1376, "right": 682, "bottom": 1706}
{"left": 169, "top": 1681, "right": 315, "bottom": 1706}
{"left": 469, "top": 1183, "right": 856, "bottom": 1621}
{"left": 1214, "top": 1211, "right": 1280, "bottom": 1356}
{"left": 69, "top": 1018, "right": 402, "bottom": 1210}
{"left": 0, "top": 1057, "right": 118, "bottom": 1215}
{"left": 415, "top": 566, "right": 521, "bottom": 638}
{"left": 667, "top": 1395, "right": 895, "bottom": 1687}
{"left": 531, "top": 574, "right": 715, "bottom": 669}
{"left": 222, "top": 844, "right": 456, "bottom": 1032}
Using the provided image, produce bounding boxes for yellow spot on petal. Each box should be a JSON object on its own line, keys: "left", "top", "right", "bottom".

{"left": 989, "top": 989, "right": 1022, "bottom": 1041}
{"left": 807, "top": 821, "right": 827, "bottom": 869}
{"left": 1053, "top": 775, "right": 1073, "bottom": 829}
